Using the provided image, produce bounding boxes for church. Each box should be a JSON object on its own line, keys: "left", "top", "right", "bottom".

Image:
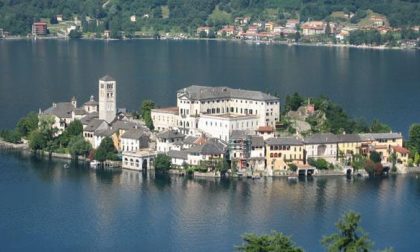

{"left": 40, "top": 75, "right": 150, "bottom": 151}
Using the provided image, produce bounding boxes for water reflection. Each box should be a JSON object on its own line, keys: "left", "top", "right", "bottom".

{"left": 1, "top": 151, "right": 420, "bottom": 251}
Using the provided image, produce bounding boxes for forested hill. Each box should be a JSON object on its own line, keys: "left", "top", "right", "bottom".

{"left": 1, "top": 0, "right": 420, "bottom": 35}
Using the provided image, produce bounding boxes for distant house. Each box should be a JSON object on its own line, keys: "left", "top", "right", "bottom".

{"left": 392, "top": 146, "right": 410, "bottom": 166}
{"left": 130, "top": 15, "right": 137, "bottom": 22}
{"left": 56, "top": 15, "right": 63, "bottom": 22}
{"left": 217, "top": 25, "right": 236, "bottom": 37}
{"left": 286, "top": 19, "right": 299, "bottom": 29}
{"left": 264, "top": 22, "right": 275, "bottom": 32}
{"left": 156, "top": 129, "right": 186, "bottom": 153}
{"left": 32, "top": 22, "right": 48, "bottom": 36}
{"left": 197, "top": 26, "right": 211, "bottom": 36}
{"left": 235, "top": 16, "right": 251, "bottom": 25}
{"left": 301, "top": 21, "right": 325, "bottom": 36}
{"left": 370, "top": 16, "right": 386, "bottom": 27}
{"left": 304, "top": 133, "right": 339, "bottom": 163}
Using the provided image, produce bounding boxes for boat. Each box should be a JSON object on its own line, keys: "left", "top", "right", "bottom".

{"left": 90, "top": 160, "right": 100, "bottom": 169}
{"left": 287, "top": 175, "right": 298, "bottom": 181}
{"left": 252, "top": 174, "right": 261, "bottom": 180}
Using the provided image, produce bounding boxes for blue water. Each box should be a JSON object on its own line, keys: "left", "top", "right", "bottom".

{"left": 1, "top": 151, "right": 420, "bottom": 251}
{"left": 0, "top": 40, "right": 419, "bottom": 136}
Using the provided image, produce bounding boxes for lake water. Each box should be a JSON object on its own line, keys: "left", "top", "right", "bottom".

{"left": 0, "top": 40, "right": 419, "bottom": 136}
{"left": 1, "top": 151, "right": 420, "bottom": 251}
{"left": 1, "top": 40, "right": 420, "bottom": 251}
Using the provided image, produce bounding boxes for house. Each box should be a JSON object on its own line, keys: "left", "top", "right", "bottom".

{"left": 40, "top": 97, "right": 79, "bottom": 134}
{"left": 256, "top": 126, "right": 275, "bottom": 140}
{"left": 156, "top": 129, "right": 186, "bottom": 153}
{"left": 249, "top": 135, "right": 265, "bottom": 171}
{"left": 56, "top": 15, "right": 63, "bottom": 22}
{"left": 392, "top": 146, "right": 410, "bottom": 166}
{"left": 370, "top": 16, "right": 386, "bottom": 27}
{"left": 229, "top": 130, "right": 252, "bottom": 171}
{"left": 264, "top": 22, "right": 275, "bottom": 32}
{"left": 32, "top": 22, "right": 48, "bottom": 36}
{"left": 286, "top": 19, "right": 299, "bottom": 29}
{"left": 130, "top": 15, "right": 137, "bottom": 22}
{"left": 187, "top": 137, "right": 227, "bottom": 167}
{"left": 337, "top": 134, "right": 370, "bottom": 160}
{"left": 197, "top": 26, "right": 211, "bottom": 36}
{"left": 151, "top": 107, "right": 179, "bottom": 131}
{"left": 301, "top": 21, "right": 325, "bottom": 36}
{"left": 120, "top": 128, "right": 150, "bottom": 152}
{"left": 304, "top": 133, "right": 338, "bottom": 164}
{"left": 266, "top": 137, "right": 305, "bottom": 172}
{"left": 217, "top": 25, "right": 236, "bottom": 37}
{"left": 235, "top": 16, "right": 251, "bottom": 25}
{"left": 167, "top": 150, "right": 188, "bottom": 167}
{"left": 359, "top": 132, "right": 404, "bottom": 163}
{"left": 122, "top": 150, "right": 156, "bottom": 171}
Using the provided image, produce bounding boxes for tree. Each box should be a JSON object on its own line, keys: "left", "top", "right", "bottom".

{"left": 28, "top": 130, "right": 47, "bottom": 151}
{"left": 285, "top": 92, "right": 304, "bottom": 112}
{"left": 351, "top": 154, "right": 366, "bottom": 171}
{"left": 408, "top": 124, "right": 420, "bottom": 154}
{"left": 65, "top": 120, "right": 83, "bottom": 136}
{"left": 140, "top": 100, "right": 155, "bottom": 130}
{"left": 68, "top": 136, "right": 92, "bottom": 158}
{"left": 308, "top": 158, "right": 330, "bottom": 170}
{"left": 69, "top": 29, "right": 82, "bottom": 39}
{"left": 322, "top": 211, "right": 373, "bottom": 252}
{"left": 237, "top": 231, "right": 303, "bottom": 252}
{"left": 369, "top": 151, "right": 382, "bottom": 164}
{"left": 199, "top": 30, "right": 207, "bottom": 38}
{"left": 94, "top": 137, "right": 118, "bottom": 162}
{"left": 155, "top": 153, "right": 171, "bottom": 173}
{"left": 370, "top": 120, "right": 391, "bottom": 133}
{"left": 16, "top": 112, "right": 39, "bottom": 137}
{"left": 0, "top": 129, "right": 22, "bottom": 144}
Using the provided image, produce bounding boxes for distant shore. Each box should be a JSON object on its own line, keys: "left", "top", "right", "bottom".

{"left": 1, "top": 35, "right": 418, "bottom": 51}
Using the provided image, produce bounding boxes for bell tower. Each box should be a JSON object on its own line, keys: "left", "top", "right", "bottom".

{"left": 98, "top": 75, "right": 117, "bottom": 123}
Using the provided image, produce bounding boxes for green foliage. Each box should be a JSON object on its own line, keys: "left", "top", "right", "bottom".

{"left": 369, "top": 151, "right": 382, "bottom": 164}
{"left": 351, "top": 154, "right": 366, "bottom": 171}
{"left": 16, "top": 112, "right": 39, "bottom": 137}
{"left": 321, "top": 211, "right": 373, "bottom": 252}
{"left": 369, "top": 119, "right": 391, "bottom": 133}
{"left": 237, "top": 231, "right": 303, "bottom": 252}
{"left": 68, "top": 136, "right": 92, "bottom": 157}
{"left": 69, "top": 29, "right": 83, "bottom": 39}
{"left": 94, "top": 137, "right": 118, "bottom": 162}
{"left": 65, "top": 120, "right": 83, "bottom": 136}
{"left": 288, "top": 163, "right": 298, "bottom": 172}
{"left": 28, "top": 130, "right": 47, "bottom": 151}
{"left": 140, "top": 100, "right": 155, "bottom": 130}
{"left": 155, "top": 153, "right": 171, "bottom": 173}
{"left": 308, "top": 158, "right": 330, "bottom": 170}
{"left": 408, "top": 124, "right": 420, "bottom": 155}
{"left": 349, "top": 30, "right": 382, "bottom": 46}
{"left": 1, "top": 0, "right": 420, "bottom": 36}
{"left": 284, "top": 92, "right": 304, "bottom": 113}
{"left": 0, "top": 129, "right": 22, "bottom": 144}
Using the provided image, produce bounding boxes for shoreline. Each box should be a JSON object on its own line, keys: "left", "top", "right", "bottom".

{"left": 3, "top": 139, "right": 419, "bottom": 177}
{"left": 1, "top": 35, "right": 418, "bottom": 51}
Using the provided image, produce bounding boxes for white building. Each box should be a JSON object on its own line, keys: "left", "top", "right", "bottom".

{"left": 120, "top": 128, "right": 149, "bottom": 152}
{"left": 152, "top": 85, "right": 280, "bottom": 141}
{"left": 156, "top": 129, "right": 186, "bottom": 153}
{"left": 304, "top": 133, "right": 338, "bottom": 164}
{"left": 98, "top": 75, "right": 117, "bottom": 123}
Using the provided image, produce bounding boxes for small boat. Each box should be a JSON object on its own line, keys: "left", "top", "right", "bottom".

{"left": 288, "top": 176, "right": 298, "bottom": 181}
{"left": 90, "top": 160, "right": 100, "bottom": 169}
{"left": 252, "top": 174, "right": 261, "bottom": 180}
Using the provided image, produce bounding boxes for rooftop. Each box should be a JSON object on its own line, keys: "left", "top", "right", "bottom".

{"left": 151, "top": 107, "right": 179, "bottom": 115}
{"left": 100, "top": 75, "right": 115, "bottom": 82}
{"left": 42, "top": 102, "right": 75, "bottom": 119}
{"left": 304, "top": 133, "right": 339, "bottom": 144}
{"left": 178, "top": 85, "right": 279, "bottom": 102}
{"left": 157, "top": 129, "right": 185, "bottom": 139}
{"left": 121, "top": 128, "right": 148, "bottom": 139}
{"left": 266, "top": 137, "right": 303, "bottom": 146}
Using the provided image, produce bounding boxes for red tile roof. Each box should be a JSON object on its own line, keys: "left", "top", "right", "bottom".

{"left": 393, "top": 146, "right": 410, "bottom": 154}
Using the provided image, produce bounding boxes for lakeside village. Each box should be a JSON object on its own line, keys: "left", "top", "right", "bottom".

{"left": 1, "top": 75, "right": 420, "bottom": 179}
{"left": 1, "top": 10, "right": 420, "bottom": 49}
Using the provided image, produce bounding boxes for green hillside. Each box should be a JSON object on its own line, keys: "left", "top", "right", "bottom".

{"left": 0, "top": 0, "right": 419, "bottom": 35}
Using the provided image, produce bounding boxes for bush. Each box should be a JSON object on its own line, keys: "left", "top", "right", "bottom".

{"left": 0, "top": 129, "right": 22, "bottom": 144}
{"left": 155, "top": 153, "right": 171, "bottom": 173}
{"left": 308, "top": 158, "right": 330, "bottom": 170}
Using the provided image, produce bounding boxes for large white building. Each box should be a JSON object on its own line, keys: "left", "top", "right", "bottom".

{"left": 152, "top": 85, "right": 280, "bottom": 141}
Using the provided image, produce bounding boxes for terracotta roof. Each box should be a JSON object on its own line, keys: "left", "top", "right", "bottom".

{"left": 393, "top": 146, "right": 409, "bottom": 154}
{"left": 257, "top": 126, "right": 274, "bottom": 133}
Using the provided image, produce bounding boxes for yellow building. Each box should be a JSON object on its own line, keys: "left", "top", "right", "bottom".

{"left": 392, "top": 146, "right": 410, "bottom": 166}
{"left": 266, "top": 137, "right": 304, "bottom": 172}
{"left": 337, "top": 134, "right": 371, "bottom": 161}
{"left": 360, "top": 133, "right": 404, "bottom": 162}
